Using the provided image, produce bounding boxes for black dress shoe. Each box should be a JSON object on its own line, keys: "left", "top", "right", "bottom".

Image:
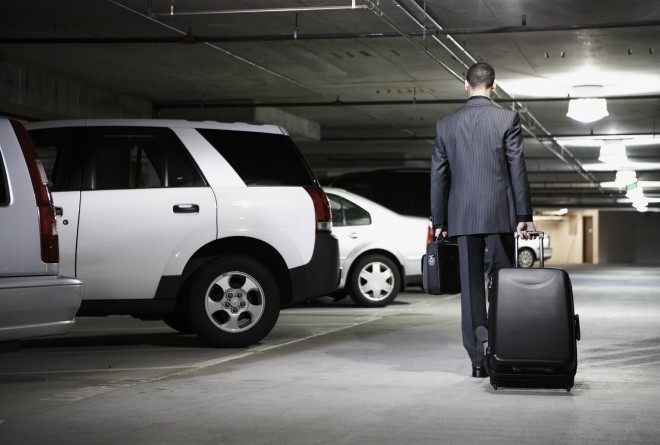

{"left": 472, "top": 366, "right": 487, "bottom": 378}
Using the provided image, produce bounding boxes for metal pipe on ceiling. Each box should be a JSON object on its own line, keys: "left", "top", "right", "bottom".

{"left": 4, "top": 21, "right": 659, "bottom": 44}
{"left": 4, "top": 19, "right": 659, "bottom": 44}
{"left": 154, "top": 4, "right": 369, "bottom": 17}
{"left": 152, "top": 94, "right": 660, "bottom": 109}
{"left": 358, "top": 0, "right": 464, "bottom": 81}
{"left": 0, "top": 32, "right": 404, "bottom": 44}
{"left": 395, "top": 0, "right": 476, "bottom": 69}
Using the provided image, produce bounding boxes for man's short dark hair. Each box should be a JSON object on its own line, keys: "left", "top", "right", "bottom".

{"left": 466, "top": 62, "right": 495, "bottom": 88}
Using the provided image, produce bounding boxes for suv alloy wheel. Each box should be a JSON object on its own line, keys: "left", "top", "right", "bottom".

{"left": 188, "top": 255, "right": 280, "bottom": 347}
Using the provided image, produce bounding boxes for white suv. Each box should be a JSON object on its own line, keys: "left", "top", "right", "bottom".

{"left": 26, "top": 119, "right": 339, "bottom": 347}
{"left": 0, "top": 118, "right": 82, "bottom": 343}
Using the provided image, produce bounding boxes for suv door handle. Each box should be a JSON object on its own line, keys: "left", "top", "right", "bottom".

{"left": 173, "top": 204, "right": 200, "bottom": 214}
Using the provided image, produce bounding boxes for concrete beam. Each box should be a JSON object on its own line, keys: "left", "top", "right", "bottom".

{"left": 254, "top": 107, "right": 320, "bottom": 141}
{"left": 156, "top": 106, "right": 320, "bottom": 141}
{"left": 0, "top": 61, "right": 151, "bottom": 120}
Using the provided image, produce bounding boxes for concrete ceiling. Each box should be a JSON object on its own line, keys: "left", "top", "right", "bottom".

{"left": 1, "top": 0, "right": 660, "bottom": 211}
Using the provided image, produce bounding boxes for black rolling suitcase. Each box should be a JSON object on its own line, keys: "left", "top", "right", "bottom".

{"left": 422, "top": 237, "right": 460, "bottom": 295}
{"left": 486, "top": 231, "right": 580, "bottom": 391}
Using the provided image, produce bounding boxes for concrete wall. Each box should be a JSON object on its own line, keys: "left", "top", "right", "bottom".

{"left": 539, "top": 210, "right": 660, "bottom": 266}
{"left": 599, "top": 211, "right": 660, "bottom": 265}
{"left": 536, "top": 209, "right": 599, "bottom": 266}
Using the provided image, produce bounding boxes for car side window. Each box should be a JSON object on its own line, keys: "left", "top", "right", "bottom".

{"left": 93, "top": 139, "right": 162, "bottom": 189}
{"left": 87, "top": 127, "right": 206, "bottom": 190}
{"left": 328, "top": 193, "right": 371, "bottom": 227}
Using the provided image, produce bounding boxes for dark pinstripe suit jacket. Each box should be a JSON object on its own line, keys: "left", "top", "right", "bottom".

{"left": 431, "top": 96, "right": 533, "bottom": 237}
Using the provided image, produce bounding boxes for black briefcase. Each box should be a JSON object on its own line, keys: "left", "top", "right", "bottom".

{"left": 421, "top": 237, "right": 461, "bottom": 295}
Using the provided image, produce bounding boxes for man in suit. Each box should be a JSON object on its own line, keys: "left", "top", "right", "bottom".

{"left": 430, "top": 62, "right": 536, "bottom": 378}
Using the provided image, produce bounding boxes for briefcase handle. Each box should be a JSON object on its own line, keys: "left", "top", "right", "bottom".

{"left": 433, "top": 234, "right": 458, "bottom": 244}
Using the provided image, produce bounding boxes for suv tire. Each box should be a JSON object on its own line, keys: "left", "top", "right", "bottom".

{"left": 188, "top": 256, "right": 280, "bottom": 347}
{"left": 348, "top": 254, "right": 400, "bottom": 308}
{"left": 163, "top": 311, "right": 194, "bottom": 334}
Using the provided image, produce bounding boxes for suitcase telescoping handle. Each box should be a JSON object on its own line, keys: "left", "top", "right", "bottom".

{"left": 515, "top": 230, "right": 544, "bottom": 268}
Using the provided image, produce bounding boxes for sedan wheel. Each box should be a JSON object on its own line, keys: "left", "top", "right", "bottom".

{"left": 188, "top": 256, "right": 280, "bottom": 347}
{"left": 517, "top": 248, "right": 536, "bottom": 268}
{"left": 348, "top": 254, "right": 400, "bottom": 307}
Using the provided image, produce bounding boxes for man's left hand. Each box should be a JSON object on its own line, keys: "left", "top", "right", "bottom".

{"left": 516, "top": 221, "right": 537, "bottom": 239}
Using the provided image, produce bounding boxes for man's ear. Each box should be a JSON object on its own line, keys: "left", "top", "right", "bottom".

{"left": 464, "top": 80, "right": 470, "bottom": 92}
{"left": 492, "top": 81, "right": 497, "bottom": 92}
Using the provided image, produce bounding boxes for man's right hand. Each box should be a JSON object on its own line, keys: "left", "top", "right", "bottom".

{"left": 434, "top": 227, "right": 448, "bottom": 239}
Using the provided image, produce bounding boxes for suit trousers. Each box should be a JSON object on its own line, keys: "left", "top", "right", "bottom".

{"left": 457, "top": 233, "right": 515, "bottom": 367}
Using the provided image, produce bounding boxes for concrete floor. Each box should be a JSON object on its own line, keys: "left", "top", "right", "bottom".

{"left": 1, "top": 265, "right": 659, "bottom": 445}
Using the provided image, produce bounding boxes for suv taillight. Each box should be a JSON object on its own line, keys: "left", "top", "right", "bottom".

{"left": 305, "top": 186, "right": 332, "bottom": 233}
{"left": 11, "top": 119, "right": 59, "bottom": 264}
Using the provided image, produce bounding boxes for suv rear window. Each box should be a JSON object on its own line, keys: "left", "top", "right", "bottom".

{"left": 197, "top": 129, "right": 316, "bottom": 186}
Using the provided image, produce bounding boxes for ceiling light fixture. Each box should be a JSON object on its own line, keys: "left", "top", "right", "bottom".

{"left": 626, "top": 182, "right": 648, "bottom": 212}
{"left": 566, "top": 85, "right": 609, "bottom": 123}
{"left": 614, "top": 170, "right": 637, "bottom": 188}
{"left": 566, "top": 98, "right": 609, "bottom": 123}
{"left": 598, "top": 140, "right": 628, "bottom": 165}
